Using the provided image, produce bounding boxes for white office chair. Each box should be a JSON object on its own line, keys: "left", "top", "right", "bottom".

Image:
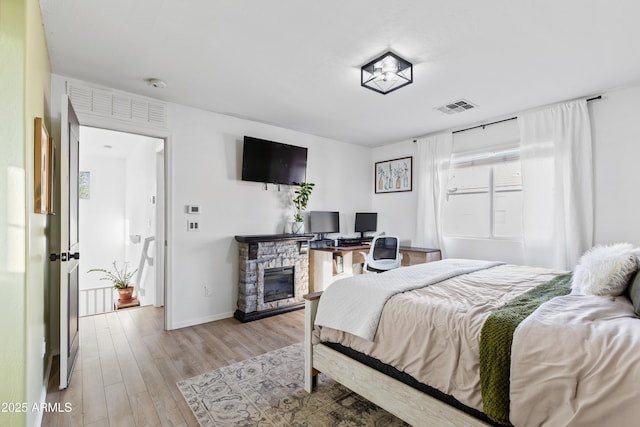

{"left": 361, "top": 236, "right": 402, "bottom": 273}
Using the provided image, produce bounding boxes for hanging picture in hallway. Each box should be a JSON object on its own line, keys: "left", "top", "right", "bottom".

{"left": 79, "top": 171, "right": 90, "bottom": 199}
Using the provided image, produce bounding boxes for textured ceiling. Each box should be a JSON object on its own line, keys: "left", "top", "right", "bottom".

{"left": 40, "top": 0, "right": 640, "bottom": 146}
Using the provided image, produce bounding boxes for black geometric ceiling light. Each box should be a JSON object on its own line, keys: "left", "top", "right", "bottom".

{"left": 361, "top": 51, "right": 413, "bottom": 95}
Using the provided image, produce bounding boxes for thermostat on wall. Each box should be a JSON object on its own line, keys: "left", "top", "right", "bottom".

{"left": 186, "top": 205, "right": 201, "bottom": 214}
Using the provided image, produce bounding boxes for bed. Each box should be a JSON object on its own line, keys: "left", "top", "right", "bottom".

{"left": 303, "top": 257, "right": 640, "bottom": 427}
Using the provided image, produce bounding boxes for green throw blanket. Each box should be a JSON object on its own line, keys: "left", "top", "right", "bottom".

{"left": 479, "top": 273, "right": 572, "bottom": 425}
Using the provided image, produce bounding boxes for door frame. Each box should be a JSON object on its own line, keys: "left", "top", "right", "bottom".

{"left": 74, "top": 114, "right": 174, "bottom": 330}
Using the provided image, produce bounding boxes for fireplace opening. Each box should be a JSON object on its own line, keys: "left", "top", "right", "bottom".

{"left": 264, "top": 267, "right": 294, "bottom": 303}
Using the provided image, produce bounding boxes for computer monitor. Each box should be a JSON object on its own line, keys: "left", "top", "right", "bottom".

{"left": 309, "top": 211, "right": 340, "bottom": 241}
{"left": 355, "top": 212, "right": 377, "bottom": 238}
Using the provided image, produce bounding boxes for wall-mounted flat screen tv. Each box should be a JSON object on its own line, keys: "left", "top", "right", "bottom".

{"left": 241, "top": 136, "right": 308, "bottom": 185}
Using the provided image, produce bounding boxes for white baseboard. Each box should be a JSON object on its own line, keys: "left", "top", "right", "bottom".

{"left": 169, "top": 311, "right": 233, "bottom": 330}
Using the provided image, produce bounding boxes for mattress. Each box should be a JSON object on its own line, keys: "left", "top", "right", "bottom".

{"left": 314, "top": 264, "right": 562, "bottom": 412}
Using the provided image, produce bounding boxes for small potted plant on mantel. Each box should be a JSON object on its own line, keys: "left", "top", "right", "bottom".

{"left": 291, "top": 181, "right": 315, "bottom": 234}
{"left": 88, "top": 261, "right": 137, "bottom": 302}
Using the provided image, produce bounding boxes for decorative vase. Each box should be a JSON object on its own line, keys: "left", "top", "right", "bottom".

{"left": 292, "top": 221, "right": 305, "bottom": 234}
{"left": 117, "top": 286, "right": 134, "bottom": 302}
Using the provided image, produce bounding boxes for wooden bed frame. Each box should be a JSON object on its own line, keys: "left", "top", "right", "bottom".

{"left": 303, "top": 292, "right": 489, "bottom": 427}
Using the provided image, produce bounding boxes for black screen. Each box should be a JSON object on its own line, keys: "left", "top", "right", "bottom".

{"left": 241, "top": 136, "right": 307, "bottom": 185}
{"left": 355, "top": 212, "right": 377, "bottom": 232}
{"left": 309, "top": 211, "right": 340, "bottom": 234}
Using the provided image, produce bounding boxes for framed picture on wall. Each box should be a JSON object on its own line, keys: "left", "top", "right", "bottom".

{"left": 79, "top": 171, "right": 90, "bottom": 199}
{"left": 375, "top": 156, "right": 412, "bottom": 194}
{"left": 34, "top": 117, "right": 53, "bottom": 214}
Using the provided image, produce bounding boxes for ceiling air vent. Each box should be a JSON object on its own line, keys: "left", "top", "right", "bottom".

{"left": 436, "top": 99, "right": 478, "bottom": 115}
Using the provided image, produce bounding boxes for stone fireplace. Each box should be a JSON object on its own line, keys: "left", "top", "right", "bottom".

{"left": 234, "top": 234, "right": 313, "bottom": 322}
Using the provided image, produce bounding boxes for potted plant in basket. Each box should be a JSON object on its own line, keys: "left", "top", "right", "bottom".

{"left": 291, "top": 182, "right": 315, "bottom": 234}
{"left": 88, "top": 261, "right": 137, "bottom": 302}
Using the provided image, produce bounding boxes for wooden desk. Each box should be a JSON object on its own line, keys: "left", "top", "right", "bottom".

{"left": 309, "top": 245, "right": 442, "bottom": 292}
{"left": 398, "top": 246, "right": 442, "bottom": 266}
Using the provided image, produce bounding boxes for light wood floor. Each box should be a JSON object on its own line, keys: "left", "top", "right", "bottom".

{"left": 42, "top": 306, "right": 305, "bottom": 427}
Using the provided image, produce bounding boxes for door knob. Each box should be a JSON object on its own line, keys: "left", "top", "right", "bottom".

{"left": 49, "top": 253, "right": 69, "bottom": 262}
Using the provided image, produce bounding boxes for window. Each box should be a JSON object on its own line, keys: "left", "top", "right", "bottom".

{"left": 442, "top": 146, "right": 523, "bottom": 239}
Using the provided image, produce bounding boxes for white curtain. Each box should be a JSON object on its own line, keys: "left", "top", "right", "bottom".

{"left": 415, "top": 132, "right": 453, "bottom": 255}
{"left": 518, "top": 99, "right": 593, "bottom": 269}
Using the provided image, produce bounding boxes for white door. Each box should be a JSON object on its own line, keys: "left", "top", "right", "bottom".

{"left": 59, "top": 95, "right": 80, "bottom": 389}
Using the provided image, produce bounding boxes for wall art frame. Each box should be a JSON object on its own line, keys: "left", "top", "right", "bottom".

{"left": 34, "top": 117, "right": 54, "bottom": 214}
{"left": 375, "top": 156, "right": 412, "bottom": 194}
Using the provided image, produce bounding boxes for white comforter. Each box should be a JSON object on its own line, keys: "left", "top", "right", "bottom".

{"left": 510, "top": 293, "right": 640, "bottom": 427}
{"left": 315, "top": 263, "right": 640, "bottom": 425}
{"left": 314, "top": 258, "right": 503, "bottom": 341}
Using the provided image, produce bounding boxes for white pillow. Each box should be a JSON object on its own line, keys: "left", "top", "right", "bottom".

{"left": 571, "top": 243, "right": 639, "bottom": 296}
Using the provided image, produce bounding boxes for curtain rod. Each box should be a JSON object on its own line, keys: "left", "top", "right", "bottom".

{"left": 413, "top": 95, "right": 602, "bottom": 141}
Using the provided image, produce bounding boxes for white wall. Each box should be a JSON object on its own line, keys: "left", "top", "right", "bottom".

{"left": 167, "top": 102, "right": 372, "bottom": 327}
{"left": 371, "top": 141, "right": 417, "bottom": 245}
{"left": 79, "top": 156, "right": 126, "bottom": 288}
{"left": 50, "top": 74, "right": 373, "bottom": 329}
{"left": 591, "top": 84, "right": 640, "bottom": 245}
{"left": 372, "top": 82, "right": 640, "bottom": 264}
{"left": 125, "top": 140, "right": 159, "bottom": 306}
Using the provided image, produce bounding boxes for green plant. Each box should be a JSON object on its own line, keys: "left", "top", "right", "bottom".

{"left": 88, "top": 261, "right": 137, "bottom": 289}
{"left": 292, "top": 182, "right": 315, "bottom": 222}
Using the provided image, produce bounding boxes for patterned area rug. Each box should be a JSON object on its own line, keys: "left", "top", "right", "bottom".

{"left": 177, "top": 343, "right": 408, "bottom": 426}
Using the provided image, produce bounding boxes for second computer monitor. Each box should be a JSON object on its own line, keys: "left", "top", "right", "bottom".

{"left": 309, "top": 211, "right": 340, "bottom": 240}
{"left": 355, "top": 212, "right": 377, "bottom": 238}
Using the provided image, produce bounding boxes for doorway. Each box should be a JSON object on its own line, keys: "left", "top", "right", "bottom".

{"left": 78, "top": 126, "right": 165, "bottom": 316}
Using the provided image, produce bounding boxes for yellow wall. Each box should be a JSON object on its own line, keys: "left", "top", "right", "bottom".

{"left": 0, "top": 0, "right": 51, "bottom": 425}
{"left": 24, "top": 0, "right": 52, "bottom": 425}
{"left": 0, "top": 0, "right": 28, "bottom": 424}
